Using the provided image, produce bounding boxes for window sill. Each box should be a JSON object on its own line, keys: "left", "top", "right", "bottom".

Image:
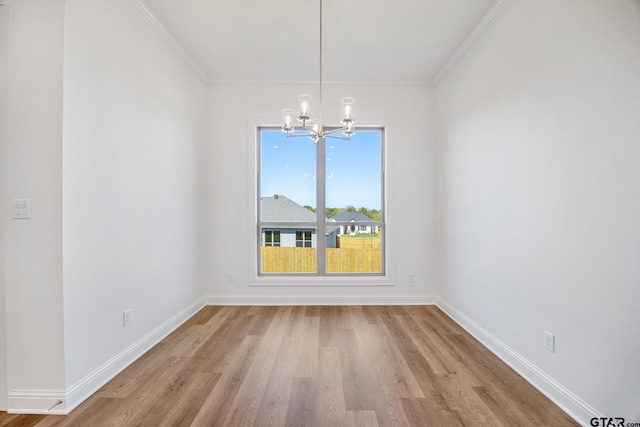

{"left": 249, "top": 274, "right": 394, "bottom": 287}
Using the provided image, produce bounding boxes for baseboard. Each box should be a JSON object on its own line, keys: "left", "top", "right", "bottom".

{"left": 7, "top": 390, "right": 67, "bottom": 415}
{"left": 436, "top": 297, "right": 601, "bottom": 426}
{"left": 205, "top": 293, "right": 437, "bottom": 306}
{"left": 15, "top": 298, "right": 206, "bottom": 415}
{"left": 7, "top": 295, "right": 599, "bottom": 421}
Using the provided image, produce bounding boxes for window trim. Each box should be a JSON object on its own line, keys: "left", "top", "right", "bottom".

{"left": 248, "top": 119, "right": 394, "bottom": 286}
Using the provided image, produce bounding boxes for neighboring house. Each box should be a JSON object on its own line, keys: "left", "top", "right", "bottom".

{"left": 260, "top": 195, "right": 339, "bottom": 248}
{"left": 329, "top": 212, "right": 378, "bottom": 235}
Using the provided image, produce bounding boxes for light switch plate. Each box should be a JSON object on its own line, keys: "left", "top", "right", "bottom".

{"left": 12, "top": 199, "right": 32, "bottom": 219}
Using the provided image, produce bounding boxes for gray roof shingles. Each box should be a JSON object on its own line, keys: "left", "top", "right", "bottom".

{"left": 260, "top": 195, "right": 339, "bottom": 235}
{"left": 331, "top": 211, "right": 373, "bottom": 222}
{"left": 261, "top": 195, "right": 316, "bottom": 222}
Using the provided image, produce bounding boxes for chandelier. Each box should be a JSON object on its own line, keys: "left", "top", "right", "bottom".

{"left": 280, "top": 0, "right": 355, "bottom": 142}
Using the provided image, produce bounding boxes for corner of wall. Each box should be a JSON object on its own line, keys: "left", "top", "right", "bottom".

{"left": 433, "top": 0, "right": 513, "bottom": 85}
{"left": 62, "top": 298, "right": 204, "bottom": 414}
{"left": 436, "top": 297, "right": 600, "bottom": 426}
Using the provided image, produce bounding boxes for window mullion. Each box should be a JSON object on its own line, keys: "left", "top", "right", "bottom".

{"left": 316, "top": 136, "right": 327, "bottom": 274}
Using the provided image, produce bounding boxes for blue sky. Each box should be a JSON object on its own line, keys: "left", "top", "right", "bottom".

{"left": 260, "top": 128, "right": 382, "bottom": 210}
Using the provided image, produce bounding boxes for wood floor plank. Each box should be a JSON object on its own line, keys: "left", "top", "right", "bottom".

{"left": 303, "top": 305, "right": 322, "bottom": 318}
{"left": 319, "top": 306, "right": 350, "bottom": 347}
{"left": 253, "top": 336, "right": 296, "bottom": 426}
{"left": 284, "top": 377, "right": 316, "bottom": 427}
{"left": 360, "top": 323, "right": 425, "bottom": 399}
{"left": 374, "top": 307, "right": 500, "bottom": 425}
{"left": 218, "top": 306, "right": 295, "bottom": 427}
{"left": 0, "top": 305, "right": 580, "bottom": 427}
{"left": 398, "top": 310, "right": 459, "bottom": 375}
{"left": 54, "top": 397, "right": 131, "bottom": 427}
{"left": 315, "top": 346, "right": 348, "bottom": 427}
{"left": 93, "top": 340, "right": 179, "bottom": 399}
{"left": 400, "top": 397, "right": 465, "bottom": 427}
{"left": 127, "top": 362, "right": 203, "bottom": 426}
{"left": 473, "top": 385, "right": 540, "bottom": 427}
{"left": 207, "top": 310, "right": 262, "bottom": 374}
{"left": 367, "top": 368, "right": 412, "bottom": 427}
{"left": 293, "top": 315, "right": 320, "bottom": 378}
{"left": 335, "top": 328, "right": 378, "bottom": 411}
{"left": 95, "top": 356, "right": 187, "bottom": 426}
{"left": 188, "top": 334, "right": 261, "bottom": 426}
{"left": 435, "top": 372, "right": 502, "bottom": 426}
{"left": 346, "top": 410, "right": 380, "bottom": 427}
{"left": 0, "top": 414, "right": 47, "bottom": 427}
{"left": 156, "top": 371, "right": 222, "bottom": 427}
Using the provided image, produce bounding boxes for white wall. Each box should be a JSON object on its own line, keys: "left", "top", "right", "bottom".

{"left": 436, "top": 0, "right": 640, "bottom": 423}
{"left": 0, "top": 1, "right": 8, "bottom": 411}
{"left": 3, "top": 0, "right": 67, "bottom": 412}
{"left": 1, "top": 0, "right": 206, "bottom": 414}
{"left": 61, "top": 0, "right": 206, "bottom": 410}
{"left": 205, "top": 82, "right": 436, "bottom": 303}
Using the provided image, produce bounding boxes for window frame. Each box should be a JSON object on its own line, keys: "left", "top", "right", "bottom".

{"left": 263, "top": 230, "right": 281, "bottom": 247}
{"left": 295, "top": 230, "right": 313, "bottom": 248}
{"left": 250, "top": 120, "right": 393, "bottom": 285}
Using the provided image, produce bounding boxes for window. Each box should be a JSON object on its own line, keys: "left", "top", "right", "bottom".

{"left": 258, "top": 127, "right": 384, "bottom": 275}
{"left": 296, "top": 230, "right": 312, "bottom": 247}
{"left": 264, "top": 230, "right": 280, "bottom": 247}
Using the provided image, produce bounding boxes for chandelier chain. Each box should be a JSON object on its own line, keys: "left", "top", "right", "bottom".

{"left": 280, "top": 0, "right": 355, "bottom": 142}
{"left": 319, "top": 0, "right": 323, "bottom": 131}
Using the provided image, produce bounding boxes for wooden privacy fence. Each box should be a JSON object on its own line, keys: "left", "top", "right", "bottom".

{"left": 338, "top": 235, "right": 381, "bottom": 249}
{"left": 326, "top": 247, "right": 381, "bottom": 273}
{"left": 261, "top": 247, "right": 381, "bottom": 273}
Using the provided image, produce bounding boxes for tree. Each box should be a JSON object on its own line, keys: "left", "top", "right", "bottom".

{"left": 367, "top": 209, "right": 381, "bottom": 221}
{"left": 325, "top": 207, "right": 340, "bottom": 218}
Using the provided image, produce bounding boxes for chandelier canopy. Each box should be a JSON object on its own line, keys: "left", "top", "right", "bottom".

{"left": 280, "top": 0, "right": 356, "bottom": 142}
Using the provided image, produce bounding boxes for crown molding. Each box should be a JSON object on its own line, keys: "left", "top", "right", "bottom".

{"left": 207, "top": 79, "right": 431, "bottom": 87}
{"left": 126, "top": 0, "right": 210, "bottom": 84}
{"left": 433, "top": 0, "right": 513, "bottom": 85}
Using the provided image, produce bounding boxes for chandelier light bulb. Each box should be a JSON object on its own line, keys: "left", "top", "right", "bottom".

{"left": 281, "top": 108, "right": 295, "bottom": 134}
{"left": 343, "top": 121, "right": 355, "bottom": 137}
{"left": 341, "top": 97, "right": 355, "bottom": 123}
{"left": 297, "top": 94, "right": 312, "bottom": 122}
{"left": 282, "top": 96, "right": 357, "bottom": 140}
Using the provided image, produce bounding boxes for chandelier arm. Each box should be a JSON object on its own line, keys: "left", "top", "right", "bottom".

{"left": 286, "top": 133, "right": 317, "bottom": 138}
{"left": 302, "top": 124, "right": 321, "bottom": 135}
{"left": 322, "top": 127, "right": 348, "bottom": 136}
{"left": 325, "top": 134, "right": 351, "bottom": 141}
{"left": 284, "top": 124, "right": 322, "bottom": 139}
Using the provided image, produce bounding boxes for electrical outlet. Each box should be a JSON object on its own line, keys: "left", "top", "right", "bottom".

{"left": 123, "top": 309, "right": 131, "bottom": 327}
{"left": 408, "top": 272, "right": 415, "bottom": 282}
{"left": 544, "top": 331, "right": 555, "bottom": 353}
{"left": 227, "top": 272, "right": 234, "bottom": 282}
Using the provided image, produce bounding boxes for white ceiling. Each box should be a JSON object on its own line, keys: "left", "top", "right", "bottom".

{"left": 142, "top": 0, "right": 498, "bottom": 83}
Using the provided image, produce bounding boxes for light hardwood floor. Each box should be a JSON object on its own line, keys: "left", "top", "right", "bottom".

{"left": 0, "top": 306, "right": 578, "bottom": 426}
